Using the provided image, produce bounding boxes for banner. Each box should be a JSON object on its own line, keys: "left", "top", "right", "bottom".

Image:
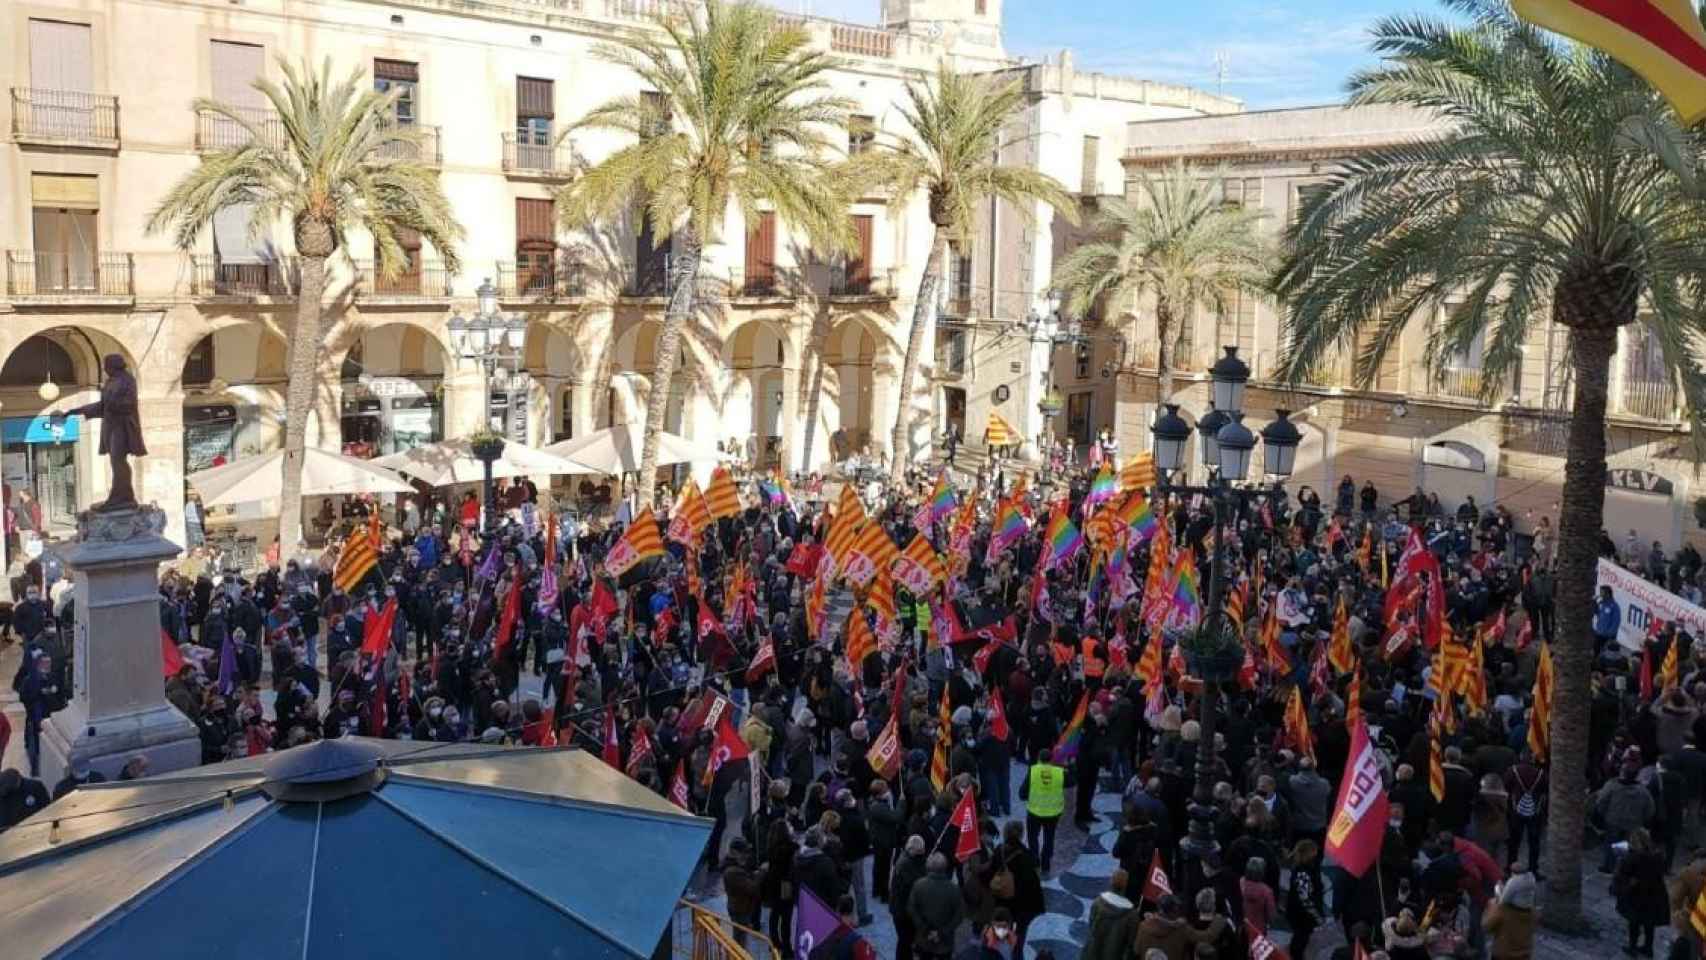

{"left": 1597, "top": 557, "right": 1706, "bottom": 651}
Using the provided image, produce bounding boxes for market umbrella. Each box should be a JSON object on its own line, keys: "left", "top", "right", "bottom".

{"left": 542, "top": 424, "right": 730, "bottom": 475}
{"left": 373, "top": 438, "right": 596, "bottom": 487}
{"left": 187, "top": 447, "right": 417, "bottom": 507}
{"left": 0, "top": 738, "right": 712, "bottom": 959}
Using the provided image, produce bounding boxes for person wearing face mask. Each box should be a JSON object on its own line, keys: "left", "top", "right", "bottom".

{"left": 17, "top": 651, "right": 62, "bottom": 776}
{"left": 12, "top": 585, "right": 49, "bottom": 644}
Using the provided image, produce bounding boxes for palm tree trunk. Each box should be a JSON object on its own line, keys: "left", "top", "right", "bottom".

{"left": 1155, "top": 299, "right": 1176, "bottom": 405}
{"left": 890, "top": 227, "right": 944, "bottom": 485}
{"left": 277, "top": 253, "right": 327, "bottom": 561}
{"left": 635, "top": 225, "right": 701, "bottom": 512}
{"left": 1539, "top": 322, "right": 1617, "bottom": 932}
{"left": 798, "top": 309, "right": 830, "bottom": 475}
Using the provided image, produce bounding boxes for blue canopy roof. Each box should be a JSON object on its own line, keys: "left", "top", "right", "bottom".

{"left": 0, "top": 739, "right": 712, "bottom": 959}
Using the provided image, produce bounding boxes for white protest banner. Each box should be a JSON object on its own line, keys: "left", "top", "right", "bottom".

{"left": 1597, "top": 557, "right": 1706, "bottom": 651}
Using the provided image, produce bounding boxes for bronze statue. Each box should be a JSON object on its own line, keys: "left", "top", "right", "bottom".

{"left": 56, "top": 354, "right": 146, "bottom": 511}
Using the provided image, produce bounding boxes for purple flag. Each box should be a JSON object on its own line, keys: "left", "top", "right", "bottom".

{"left": 794, "top": 886, "right": 844, "bottom": 958}
{"left": 217, "top": 630, "right": 238, "bottom": 697}
{"left": 475, "top": 542, "right": 502, "bottom": 583}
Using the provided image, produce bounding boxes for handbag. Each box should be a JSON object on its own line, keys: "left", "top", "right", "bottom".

{"left": 989, "top": 853, "right": 1017, "bottom": 900}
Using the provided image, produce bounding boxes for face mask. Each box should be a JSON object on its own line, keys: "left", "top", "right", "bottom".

{"left": 429, "top": 708, "right": 443, "bottom": 719}
{"left": 993, "top": 926, "right": 1011, "bottom": 939}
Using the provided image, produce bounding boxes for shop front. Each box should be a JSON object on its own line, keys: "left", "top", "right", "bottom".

{"left": 340, "top": 376, "right": 442, "bottom": 459}
{"left": 2, "top": 413, "right": 82, "bottom": 534}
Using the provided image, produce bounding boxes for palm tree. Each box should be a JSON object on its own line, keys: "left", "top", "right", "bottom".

{"left": 868, "top": 64, "right": 1077, "bottom": 484}
{"left": 1272, "top": 0, "right": 1706, "bottom": 927}
{"left": 149, "top": 58, "right": 462, "bottom": 557}
{"left": 1053, "top": 162, "right": 1273, "bottom": 404}
{"left": 557, "top": 0, "right": 853, "bottom": 509}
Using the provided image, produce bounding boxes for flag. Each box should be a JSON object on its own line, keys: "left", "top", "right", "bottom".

{"left": 1512, "top": 0, "right": 1706, "bottom": 124}
{"left": 1055, "top": 692, "right": 1089, "bottom": 762}
{"left": 1043, "top": 505, "right": 1084, "bottom": 571}
{"left": 794, "top": 886, "right": 843, "bottom": 958}
{"left": 537, "top": 515, "right": 560, "bottom": 612}
{"left": 950, "top": 785, "right": 981, "bottom": 861}
{"left": 333, "top": 513, "right": 380, "bottom": 593}
{"left": 626, "top": 723, "right": 655, "bottom": 776}
{"left": 1088, "top": 462, "right": 1118, "bottom": 504}
{"left": 846, "top": 609, "right": 879, "bottom": 674}
{"left": 786, "top": 542, "right": 824, "bottom": 579}
{"left": 1247, "top": 921, "right": 1292, "bottom": 960}
{"left": 703, "top": 713, "right": 751, "bottom": 787}
{"left": 984, "top": 498, "right": 1029, "bottom": 563}
{"left": 1527, "top": 642, "right": 1554, "bottom": 762}
{"left": 668, "top": 760, "right": 691, "bottom": 809}
{"left": 895, "top": 533, "right": 948, "bottom": 595}
{"left": 1137, "top": 628, "right": 1164, "bottom": 696}
{"left": 704, "top": 465, "right": 742, "bottom": 519}
{"left": 1429, "top": 717, "right": 1446, "bottom": 803}
{"left": 747, "top": 637, "right": 776, "bottom": 682}
{"left": 918, "top": 473, "right": 958, "bottom": 527}
{"left": 493, "top": 573, "right": 523, "bottom": 660}
{"left": 930, "top": 692, "right": 953, "bottom": 793}
{"left": 987, "top": 687, "right": 1011, "bottom": 742}
{"left": 1284, "top": 684, "right": 1314, "bottom": 762}
{"left": 984, "top": 409, "right": 1020, "bottom": 445}
{"left": 1662, "top": 639, "right": 1680, "bottom": 691}
{"left": 1260, "top": 606, "right": 1290, "bottom": 674}
{"left": 1141, "top": 849, "right": 1172, "bottom": 903}
{"left": 1325, "top": 717, "right": 1389, "bottom": 878}
{"left": 1346, "top": 665, "right": 1364, "bottom": 732}
{"left": 605, "top": 507, "right": 666, "bottom": 576}
{"left": 668, "top": 479, "right": 712, "bottom": 545}
{"left": 160, "top": 628, "right": 185, "bottom": 678}
{"left": 1225, "top": 575, "right": 1248, "bottom": 631}
{"left": 1166, "top": 549, "right": 1202, "bottom": 631}
{"left": 1118, "top": 490, "right": 1161, "bottom": 543}
{"left": 601, "top": 706, "right": 621, "bottom": 768}
{"left": 1328, "top": 594, "right": 1354, "bottom": 674}
{"left": 845, "top": 520, "right": 900, "bottom": 587}
{"left": 824, "top": 485, "right": 868, "bottom": 569}
{"left": 867, "top": 714, "right": 903, "bottom": 780}
{"left": 1514, "top": 614, "right": 1534, "bottom": 652}
{"left": 1119, "top": 452, "right": 1156, "bottom": 491}
{"left": 361, "top": 597, "right": 399, "bottom": 659}
{"left": 1691, "top": 871, "right": 1706, "bottom": 942}
{"left": 1141, "top": 522, "right": 1173, "bottom": 632}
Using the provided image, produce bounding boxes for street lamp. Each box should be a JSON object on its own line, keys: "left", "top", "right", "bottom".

{"left": 1150, "top": 345, "right": 1299, "bottom": 880}
{"left": 446, "top": 278, "right": 529, "bottom": 532}
{"left": 1027, "top": 289, "right": 1091, "bottom": 469}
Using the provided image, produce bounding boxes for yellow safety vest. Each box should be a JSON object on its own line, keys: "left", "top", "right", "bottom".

{"left": 1027, "top": 763, "right": 1066, "bottom": 818}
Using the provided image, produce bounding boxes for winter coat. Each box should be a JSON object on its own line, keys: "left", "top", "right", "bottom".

{"left": 1287, "top": 770, "right": 1333, "bottom": 832}
{"left": 1615, "top": 848, "right": 1671, "bottom": 927}
{"left": 1132, "top": 913, "right": 1206, "bottom": 960}
{"left": 891, "top": 852, "right": 929, "bottom": 924}
{"left": 1083, "top": 891, "right": 1139, "bottom": 960}
{"left": 1595, "top": 777, "right": 1656, "bottom": 834}
{"left": 907, "top": 871, "right": 966, "bottom": 956}
{"left": 792, "top": 846, "right": 843, "bottom": 906}
{"left": 723, "top": 859, "right": 762, "bottom": 919}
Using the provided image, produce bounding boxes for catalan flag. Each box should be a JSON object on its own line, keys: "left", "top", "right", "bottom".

{"left": 1055, "top": 692, "right": 1090, "bottom": 762}
{"left": 1137, "top": 628, "right": 1164, "bottom": 696}
{"left": 704, "top": 465, "right": 742, "bottom": 520}
{"left": 668, "top": 478, "right": 712, "bottom": 545}
{"left": 846, "top": 608, "right": 879, "bottom": 674}
{"left": 846, "top": 520, "right": 900, "bottom": 586}
{"left": 1226, "top": 575, "right": 1248, "bottom": 631}
{"left": 1261, "top": 605, "right": 1290, "bottom": 675}
{"left": 1119, "top": 452, "right": 1156, "bottom": 492}
{"left": 1284, "top": 684, "right": 1315, "bottom": 763}
{"left": 865, "top": 566, "right": 899, "bottom": 640}
{"left": 984, "top": 409, "right": 1020, "bottom": 447}
{"left": 1429, "top": 717, "right": 1446, "bottom": 804}
{"left": 604, "top": 507, "right": 666, "bottom": 576}
{"left": 805, "top": 570, "right": 828, "bottom": 638}
{"left": 333, "top": 512, "right": 381, "bottom": 594}
{"left": 1346, "top": 664, "right": 1363, "bottom": 732}
{"left": 894, "top": 533, "right": 947, "bottom": 595}
{"left": 1328, "top": 594, "right": 1354, "bottom": 675}
{"left": 1527, "top": 642, "right": 1554, "bottom": 762}
{"left": 930, "top": 689, "right": 953, "bottom": 791}
{"left": 824, "top": 484, "right": 867, "bottom": 568}
{"left": 1043, "top": 504, "right": 1084, "bottom": 571}
{"left": 1691, "top": 871, "right": 1706, "bottom": 943}
{"left": 1513, "top": 0, "right": 1706, "bottom": 124}
{"left": 1662, "top": 638, "right": 1681, "bottom": 691}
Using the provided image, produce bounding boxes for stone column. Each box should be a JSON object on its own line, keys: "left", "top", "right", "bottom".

{"left": 40, "top": 507, "right": 199, "bottom": 784}
{"left": 779, "top": 363, "right": 801, "bottom": 476}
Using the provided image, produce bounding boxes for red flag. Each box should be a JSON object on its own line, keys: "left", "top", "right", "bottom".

{"left": 785, "top": 543, "right": 824, "bottom": 578}
{"left": 987, "top": 688, "right": 1010, "bottom": 742}
{"left": 1325, "top": 718, "right": 1390, "bottom": 878}
{"left": 494, "top": 574, "right": 523, "bottom": 660}
{"left": 1514, "top": 615, "right": 1534, "bottom": 652}
{"left": 361, "top": 597, "right": 399, "bottom": 659}
{"left": 747, "top": 637, "right": 777, "bottom": 682}
{"left": 1248, "top": 921, "right": 1291, "bottom": 960}
{"left": 601, "top": 706, "right": 621, "bottom": 768}
{"left": 626, "top": 723, "right": 655, "bottom": 776}
{"left": 866, "top": 714, "right": 903, "bottom": 780}
{"left": 703, "top": 714, "right": 751, "bottom": 787}
{"left": 972, "top": 639, "right": 1002, "bottom": 675}
{"left": 1141, "top": 849, "right": 1172, "bottom": 904}
{"left": 1640, "top": 644, "right": 1655, "bottom": 701}
{"left": 160, "top": 628, "right": 185, "bottom": 678}
{"left": 668, "top": 760, "right": 691, "bottom": 809}
{"left": 949, "top": 787, "right": 980, "bottom": 861}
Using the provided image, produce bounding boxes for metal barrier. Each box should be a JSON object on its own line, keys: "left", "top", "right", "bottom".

{"left": 670, "top": 900, "right": 778, "bottom": 960}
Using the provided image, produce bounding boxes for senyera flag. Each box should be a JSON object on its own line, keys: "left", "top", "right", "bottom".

{"left": 1325, "top": 718, "right": 1389, "bottom": 878}
{"left": 1514, "top": 0, "right": 1706, "bottom": 123}
{"left": 604, "top": 507, "right": 665, "bottom": 576}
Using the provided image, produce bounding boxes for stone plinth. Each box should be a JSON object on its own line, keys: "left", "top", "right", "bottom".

{"left": 39, "top": 506, "right": 200, "bottom": 785}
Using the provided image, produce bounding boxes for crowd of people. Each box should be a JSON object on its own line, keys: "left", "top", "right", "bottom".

{"left": 8, "top": 451, "right": 1706, "bottom": 960}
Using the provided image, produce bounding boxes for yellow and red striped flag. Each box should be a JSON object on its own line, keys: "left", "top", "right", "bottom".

{"left": 1691, "top": 874, "right": 1706, "bottom": 942}
{"left": 1464, "top": 629, "right": 1489, "bottom": 714}
{"left": 1137, "top": 628, "right": 1164, "bottom": 696}
{"left": 1120, "top": 452, "right": 1156, "bottom": 492}
{"left": 804, "top": 570, "right": 828, "bottom": 638}
{"left": 893, "top": 533, "right": 947, "bottom": 595}
{"left": 668, "top": 478, "right": 712, "bottom": 545}
{"left": 1328, "top": 593, "right": 1354, "bottom": 675}
{"left": 1528, "top": 642, "right": 1554, "bottom": 762}
{"left": 333, "top": 512, "right": 381, "bottom": 594}
{"left": 865, "top": 566, "right": 898, "bottom": 638}
{"left": 1284, "top": 684, "right": 1315, "bottom": 763}
{"left": 846, "top": 608, "right": 878, "bottom": 674}
{"left": 1662, "top": 638, "right": 1681, "bottom": 691}
{"left": 604, "top": 507, "right": 665, "bottom": 576}
{"left": 930, "top": 690, "right": 953, "bottom": 792}
{"left": 703, "top": 465, "right": 742, "bottom": 520}
{"left": 1513, "top": 0, "right": 1706, "bottom": 123}
{"left": 1429, "top": 717, "right": 1446, "bottom": 803}
{"left": 1346, "top": 664, "right": 1363, "bottom": 732}
{"left": 824, "top": 484, "right": 867, "bottom": 568}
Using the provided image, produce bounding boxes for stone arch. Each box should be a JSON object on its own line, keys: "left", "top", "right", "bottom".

{"left": 609, "top": 320, "right": 690, "bottom": 435}
{"left": 817, "top": 315, "right": 884, "bottom": 459}
{"left": 336, "top": 321, "right": 451, "bottom": 459}
{"left": 720, "top": 318, "right": 793, "bottom": 467}
{"left": 179, "top": 325, "right": 292, "bottom": 482}
{"left": 524, "top": 322, "right": 582, "bottom": 444}
{"left": 1416, "top": 428, "right": 1498, "bottom": 514}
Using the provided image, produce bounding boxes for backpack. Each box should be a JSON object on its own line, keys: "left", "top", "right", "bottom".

{"left": 1512, "top": 766, "right": 1541, "bottom": 819}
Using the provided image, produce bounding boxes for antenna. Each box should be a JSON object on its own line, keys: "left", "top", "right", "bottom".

{"left": 1212, "top": 50, "right": 1230, "bottom": 95}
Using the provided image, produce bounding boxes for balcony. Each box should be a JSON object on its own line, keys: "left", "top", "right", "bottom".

{"left": 830, "top": 23, "right": 894, "bottom": 58}
{"left": 828, "top": 264, "right": 897, "bottom": 300}
{"left": 190, "top": 255, "right": 299, "bottom": 298}
{"left": 730, "top": 267, "right": 799, "bottom": 301}
{"left": 195, "top": 106, "right": 285, "bottom": 152}
{"left": 501, "top": 134, "right": 576, "bottom": 180}
{"left": 372, "top": 124, "right": 443, "bottom": 168}
{"left": 496, "top": 260, "right": 587, "bottom": 301}
{"left": 621, "top": 262, "right": 726, "bottom": 301}
{"left": 10, "top": 88, "right": 120, "bottom": 148}
{"left": 604, "top": 0, "right": 695, "bottom": 20}
{"left": 352, "top": 260, "right": 455, "bottom": 301}
{"left": 1621, "top": 378, "right": 1680, "bottom": 421}
{"left": 4, "top": 251, "right": 133, "bottom": 300}
{"left": 1435, "top": 366, "right": 1484, "bottom": 402}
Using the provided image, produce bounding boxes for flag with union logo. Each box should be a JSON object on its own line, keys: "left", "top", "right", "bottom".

{"left": 1325, "top": 717, "right": 1389, "bottom": 878}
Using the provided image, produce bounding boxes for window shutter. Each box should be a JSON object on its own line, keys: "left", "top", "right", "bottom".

{"left": 374, "top": 59, "right": 419, "bottom": 83}
{"left": 851, "top": 215, "right": 873, "bottom": 285}
{"left": 516, "top": 198, "right": 555, "bottom": 244}
{"left": 210, "top": 40, "right": 266, "bottom": 107}
{"left": 517, "top": 77, "right": 554, "bottom": 119}
{"left": 746, "top": 212, "right": 776, "bottom": 282}
{"left": 31, "top": 173, "right": 99, "bottom": 209}
{"left": 29, "top": 20, "right": 93, "bottom": 93}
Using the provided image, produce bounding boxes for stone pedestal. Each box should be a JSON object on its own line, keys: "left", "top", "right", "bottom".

{"left": 40, "top": 506, "right": 200, "bottom": 786}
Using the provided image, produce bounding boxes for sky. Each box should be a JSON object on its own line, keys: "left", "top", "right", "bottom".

{"left": 791, "top": 0, "right": 1418, "bottom": 109}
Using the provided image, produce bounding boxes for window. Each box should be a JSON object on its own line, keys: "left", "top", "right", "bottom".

{"left": 516, "top": 76, "right": 554, "bottom": 168}
{"left": 28, "top": 19, "right": 96, "bottom": 139}
{"left": 557, "top": 387, "right": 574, "bottom": 442}
{"left": 374, "top": 228, "right": 422, "bottom": 294}
{"left": 641, "top": 90, "right": 670, "bottom": 139}
{"left": 744, "top": 211, "right": 776, "bottom": 294}
{"left": 842, "top": 214, "right": 874, "bottom": 293}
{"left": 938, "top": 329, "right": 968, "bottom": 376}
{"left": 1075, "top": 343, "right": 1091, "bottom": 380}
{"left": 210, "top": 40, "right": 265, "bottom": 107}
{"left": 515, "top": 198, "right": 556, "bottom": 294}
{"left": 1293, "top": 182, "right": 1330, "bottom": 224}
{"left": 374, "top": 59, "right": 419, "bottom": 124}
{"left": 1081, "top": 135, "right": 1101, "bottom": 195}
{"left": 976, "top": 0, "right": 987, "bottom": 13}
{"left": 30, "top": 173, "right": 98, "bottom": 292}
{"left": 953, "top": 250, "right": 973, "bottom": 301}
{"left": 1213, "top": 290, "right": 1257, "bottom": 362}
{"left": 1223, "top": 177, "right": 1263, "bottom": 208}
{"left": 848, "top": 114, "right": 875, "bottom": 155}
{"left": 185, "top": 336, "right": 217, "bottom": 387}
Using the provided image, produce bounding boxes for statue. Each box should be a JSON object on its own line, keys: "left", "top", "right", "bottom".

{"left": 55, "top": 354, "right": 146, "bottom": 512}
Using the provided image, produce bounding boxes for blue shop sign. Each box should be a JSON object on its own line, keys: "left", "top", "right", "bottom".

{"left": 2, "top": 414, "right": 80, "bottom": 445}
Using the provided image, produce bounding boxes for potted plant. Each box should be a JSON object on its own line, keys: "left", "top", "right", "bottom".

{"left": 1037, "top": 387, "right": 1064, "bottom": 419}
{"left": 468, "top": 428, "right": 506, "bottom": 463}
{"left": 1178, "top": 619, "right": 1244, "bottom": 682}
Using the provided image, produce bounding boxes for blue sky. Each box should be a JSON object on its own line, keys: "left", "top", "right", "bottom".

{"left": 798, "top": 0, "right": 1411, "bottom": 109}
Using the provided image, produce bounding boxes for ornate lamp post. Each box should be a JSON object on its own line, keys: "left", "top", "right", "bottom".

{"left": 447, "top": 279, "right": 528, "bottom": 533}
{"left": 1150, "top": 345, "right": 1300, "bottom": 880}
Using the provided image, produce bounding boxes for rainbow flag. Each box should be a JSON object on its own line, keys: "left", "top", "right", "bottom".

{"left": 985, "top": 499, "right": 1029, "bottom": 563}
{"left": 922, "top": 473, "right": 957, "bottom": 526}
{"left": 1118, "top": 491, "right": 1160, "bottom": 544}
{"left": 1054, "top": 692, "right": 1090, "bottom": 762}
{"left": 1043, "top": 507, "right": 1084, "bottom": 571}
{"left": 1168, "top": 550, "right": 1202, "bottom": 631}
{"left": 1088, "top": 463, "right": 1118, "bottom": 505}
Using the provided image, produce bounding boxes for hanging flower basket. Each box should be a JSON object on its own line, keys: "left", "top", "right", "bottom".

{"left": 469, "top": 432, "right": 506, "bottom": 463}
